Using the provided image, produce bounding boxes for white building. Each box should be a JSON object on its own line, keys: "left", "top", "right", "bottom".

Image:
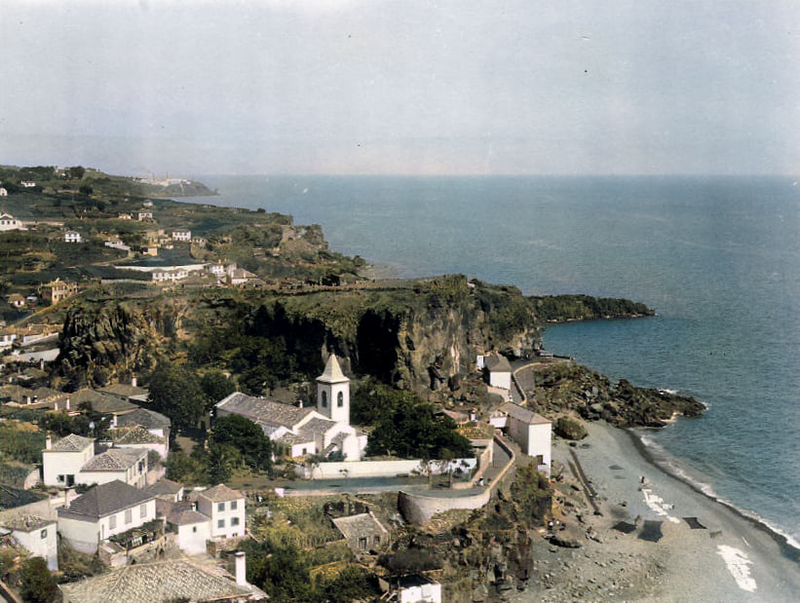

{"left": 215, "top": 355, "right": 366, "bottom": 461}
{"left": 57, "top": 480, "right": 157, "bottom": 554}
{"left": 42, "top": 433, "right": 95, "bottom": 487}
{"left": 137, "top": 211, "right": 153, "bottom": 221}
{"left": 171, "top": 229, "right": 191, "bottom": 241}
{"left": 490, "top": 402, "right": 552, "bottom": 475}
{"left": 75, "top": 447, "right": 149, "bottom": 489}
{"left": 484, "top": 353, "right": 512, "bottom": 390}
{"left": 0, "top": 516, "right": 58, "bottom": 571}
{"left": 0, "top": 212, "right": 25, "bottom": 232}
{"left": 64, "top": 231, "right": 83, "bottom": 243}
{"left": 396, "top": 576, "right": 443, "bottom": 603}
{"left": 193, "top": 484, "right": 246, "bottom": 540}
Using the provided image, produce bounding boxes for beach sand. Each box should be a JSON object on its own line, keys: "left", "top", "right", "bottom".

{"left": 507, "top": 421, "right": 800, "bottom": 603}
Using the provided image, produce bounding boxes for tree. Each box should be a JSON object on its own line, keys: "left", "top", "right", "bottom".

{"left": 148, "top": 361, "right": 205, "bottom": 433}
{"left": 200, "top": 369, "right": 236, "bottom": 413}
{"left": 211, "top": 414, "right": 273, "bottom": 473}
{"left": 19, "top": 556, "right": 59, "bottom": 603}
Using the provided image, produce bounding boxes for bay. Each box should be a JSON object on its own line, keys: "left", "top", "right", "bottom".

{"left": 193, "top": 174, "right": 800, "bottom": 548}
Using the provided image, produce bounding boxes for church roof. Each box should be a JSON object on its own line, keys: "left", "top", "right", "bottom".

{"left": 297, "top": 417, "right": 338, "bottom": 442}
{"left": 216, "top": 392, "right": 314, "bottom": 429}
{"left": 317, "top": 354, "right": 349, "bottom": 384}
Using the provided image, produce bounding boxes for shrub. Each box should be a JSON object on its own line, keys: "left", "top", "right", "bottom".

{"left": 554, "top": 416, "right": 587, "bottom": 440}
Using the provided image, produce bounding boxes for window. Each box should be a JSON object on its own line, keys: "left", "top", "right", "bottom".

{"left": 231, "top": 517, "right": 240, "bottom": 526}
{"left": 41, "top": 529, "right": 48, "bottom": 539}
{"left": 218, "top": 519, "right": 225, "bottom": 529}
{"left": 218, "top": 502, "right": 225, "bottom": 512}
{"left": 57, "top": 475, "right": 65, "bottom": 483}
{"left": 358, "top": 537, "right": 367, "bottom": 550}
{"left": 109, "top": 515, "right": 117, "bottom": 530}
{"left": 321, "top": 391, "right": 327, "bottom": 407}
{"left": 230, "top": 500, "right": 238, "bottom": 510}
{"left": 125, "top": 509, "right": 132, "bottom": 524}
{"left": 337, "top": 392, "right": 344, "bottom": 407}
{"left": 192, "top": 526, "right": 197, "bottom": 533}
{"left": 140, "top": 504, "right": 147, "bottom": 518}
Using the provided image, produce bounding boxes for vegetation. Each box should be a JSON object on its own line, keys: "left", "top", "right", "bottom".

{"left": 0, "top": 423, "right": 45, "bottom": 465}
{"left": 532, "top": 293, "right": 653, "bottom": 322}
{"left": 554, "top": 416, "right": 588, "bottom": 440}
{"left": 210, "top": 414, "right": 273, "bottom": 474}
{"left": 19, "top": 557, "right": 59, "bottom": 603}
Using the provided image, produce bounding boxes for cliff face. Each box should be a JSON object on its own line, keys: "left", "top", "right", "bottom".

{"left": 56, "top": 298, "right": 190, "bottom": 388}
{"left": 54, "top": 277, "right": 538, "bottom": 394}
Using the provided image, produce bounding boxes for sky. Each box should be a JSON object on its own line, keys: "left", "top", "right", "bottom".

{"left": 1, "top": 0, "right": 799, "bottom": 176}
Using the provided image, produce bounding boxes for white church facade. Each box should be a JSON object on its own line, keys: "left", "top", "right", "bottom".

{"left": 215, "top": 354, "right": 367, "bottom": 461}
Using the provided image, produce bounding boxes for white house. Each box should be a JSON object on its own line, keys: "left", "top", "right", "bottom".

{"left": 57, "top": 480, "right": 157, "bottom": 554}
{"left": 0, "top": 212, "right": 25, "bottom": 232}
{"left": 137, "top": 211, "right": 153, "bottom": 221}
{"left": 215, "top": 355, "right": 366, "bottom": 461}
{"left": 75, "top": 447, "right": 149, "bottom": 488}
{"left": 490, "top": 402, "right": 552, "bottom": 475}
{"left": 171, "top": 229, "right": 191, "bottom": 241}
{"left": 42, "top": 433, "right": 95, "bottom": 487}
{"left": 0, "top": 187, "right": 7, "bottom": 196}
{"left": 395, "top": 575, "right": 443, "bottom": 603}
{"left": 64, "top": 231, "right": 83, "bottom": 243}
{"left": 484, "top": 353, "right": 512, "bottom": 390}
{"left": 0, "top": 515, "right": 58, "bottom": 571}
{"left": 167, "top": 506, "right": 213, "bottom": 554}
{"left": 192, "top": 484, "right": 246, "bottom": 541}
{"left": 106, "top": 426, "right": 168, "bottom": 460}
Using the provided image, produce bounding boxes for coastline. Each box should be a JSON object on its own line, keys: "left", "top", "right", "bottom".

{"left": 510, "top": 421, "right": 800, "bottom": 603}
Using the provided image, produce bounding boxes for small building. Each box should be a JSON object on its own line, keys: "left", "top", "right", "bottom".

{"left": 106, "top": 426, "right": 168, "bottom": 460}
{"left": 76, "top": 447, "right": 149, "bottom": 489}
{"left": 113, "top": 407, "right": 171, "bottom": 443}
{"left": 57, "top": 480, "right": 157, "bottom": 554}
{"left": 0, "top": 515, "right": 58, "bottom": 571}
{"left": 484, "top": 353, "right": 512, "bottom": 390}
{"left": 0, "top": 212, "right": 25, "bottom": 232}
{"left": 391, "top": 575, "right": 443, "bottom": 603}
{"left": 192, "top": 484, "right": 246, "bottom": 541}
{"left": 137, "top": 211, "right": 153, "bottom": 221}
{"left": 332, "top": 512, "right": 388, "bottom": 554}
{"left": 42, "top": 433, "right": 95, "bottom": 487}
{"left": 0, "top": 187, "right": 7, "bottom": 196}
{"left": 64, "top": 230, "right": 83, "bottom": 243}
{"left": 171, "top": 229, "right": 191, "bottom": 241}
{"left": 5, "top": 293, "right": 26, "bottom": 308}
{"left": 490, "top": 402, "right": 552, "bottom": 475}
{"left": 39, "top": 278, "right": 78, "bottom": 305}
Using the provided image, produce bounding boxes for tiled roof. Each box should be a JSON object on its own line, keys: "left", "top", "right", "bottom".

{"left": 485, "top": 353, "right": 512, "bottom": 372}
{"left": 146, "top": 479, "right": 183, "bottom": 497}
{"left": 297, "top": 417, "right": 337, "bottom": 442}
{"left": 45, "top": 433, "right": 94, "bottom": 453}
{"left": 108, "top": 426, "right": 165, "bottom": 445}
{"left": 1, "top": 514, "right": 55, "bottom": 532}
{"left": 498, "top": 402, "right": 551, "bottom": 425}
{"left": 59, "top": 480, "right": 154, "bottom": 518}
{"left": 332, "top": 513, "right": 388, "bottom": 540}
{"left": 216, "top": 392, "right": 314, "bottom": 429}
{"left": 197, "top": 484, "right": 243, "bottom": 503}
{"left": 0, "top": 486, "right": 47, "bottom": 511}
{"left": 317, "top": 354, "right": 349, "bottom": 384}
{"left": 81, "top": 448, "right": 146, "bottom": 472}
{"left": 58, "top": 559, "right": 261, "bottom": 603}
{"left": 114, "top": 407, "right": 171, "bottom": 429}
{"left": 86, "top": 395, "right": 140, "bottom": 415}
{"left": 167, "top": 506, "right": 209, "bottom": 526}
{"left": 99, "top": 383, "right": 150, "bottom": 399}
{"left": 278, "top": 432, "right": 313, "bottom": 446}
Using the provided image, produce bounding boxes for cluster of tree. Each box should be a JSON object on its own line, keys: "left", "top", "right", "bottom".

{"left": 352, "top": 379, "right": 472, "bottom": 460}
{"left": 147, "top": 363, "right": 235, "bottom": 434}
{"left": 0, "top": 424, "right": 46, "bottom": 465}
{"left": 0, "top": 553, "right": 59, "bottom": 603}
{"left": 532, "top": 294, "right": 653, "bottom": 322}
{"left": 239, "top": 539, "right": 379, "bottom": 603}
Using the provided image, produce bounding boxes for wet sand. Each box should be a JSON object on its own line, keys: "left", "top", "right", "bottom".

{"left": 509, "top": 421, "right": 800, "bottom": 603}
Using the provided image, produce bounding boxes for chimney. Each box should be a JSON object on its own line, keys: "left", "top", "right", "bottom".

{"left": 131, "top": 376, "right": 137, "bottom": 388}
{"left": 234, "top": 551, "right": 247, "bottom": 586}
{"left": 45, "top": 435, "right": 52, "bottom": 449}
{"left": 66, "top": 398, "right": 70, "bottom": 411}
{"left": 54, "top": 402, "right": 58, "bottom": 412}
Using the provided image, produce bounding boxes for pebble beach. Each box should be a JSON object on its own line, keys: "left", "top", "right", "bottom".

{"left": 510, "top": 422, "right": 800, "bottom": 603}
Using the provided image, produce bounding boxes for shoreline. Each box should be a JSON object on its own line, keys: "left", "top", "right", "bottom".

{"left": 511, "top": 421, "right": 800, "bottom": 603}
{"left": 625, "top": 427, "right": 800, "bottom": 563}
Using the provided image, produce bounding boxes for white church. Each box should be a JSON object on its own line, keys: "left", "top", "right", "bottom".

{"left": 214, "top": 354, "right": 367, "bottom": 461}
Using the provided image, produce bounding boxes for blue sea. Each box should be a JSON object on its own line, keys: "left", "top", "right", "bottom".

{"left": 192, "top": 174, "right": 800, "bottom": 549}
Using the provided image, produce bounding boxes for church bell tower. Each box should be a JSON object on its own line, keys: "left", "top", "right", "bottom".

{"left": 317, "top": 354, "right": 350, "bottom": 425}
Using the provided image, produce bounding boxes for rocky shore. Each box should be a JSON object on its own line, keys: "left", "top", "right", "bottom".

{"left": 508, "top": 422, "right": 800, "bottom": 603}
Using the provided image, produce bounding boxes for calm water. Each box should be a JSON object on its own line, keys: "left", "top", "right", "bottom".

{"left": 193, "top": 174, "right": 800, "bottom": 546}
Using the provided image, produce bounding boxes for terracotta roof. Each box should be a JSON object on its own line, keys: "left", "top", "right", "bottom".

{"left": 81, "top": 448, "right": 146, "bottom": 472}
{"left": 498, "top": 402, "right": 551, "bottom": 425}
{"left": 58, "top": 559, "right": 263, "bottom": 603}
{"left": 59, "top": 480, "right": 154, "bottom": 519}
{"left": 317, "top": 354, "right": 349, "bottom": 384}
{"left": 216, "top": 392, "right": 314, "bottom": 429}
{"left": 45, "top": 433, "right": 94, "bottom": 453}
{"left": 197, "top": 484, "right": 243, "bottom": 503}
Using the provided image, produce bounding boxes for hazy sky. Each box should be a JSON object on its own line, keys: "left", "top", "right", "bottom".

{"left": 1, "top": 0, "right": 799, "bottom": 176}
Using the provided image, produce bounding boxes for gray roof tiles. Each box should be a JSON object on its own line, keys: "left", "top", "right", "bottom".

{"left": 216, "top": 392, "right": 313, "bottom": 429}
{"left": 59, "top": 480, "right": 155, "bottom": 519}
{"left": 81, "top": 448, "right": 147, "bottom": 472}
{"left": 45, "top": 433, "right": 94, "bottom": 453}
{"left": 498, "top": 402, "right": 551, "bottom": 425}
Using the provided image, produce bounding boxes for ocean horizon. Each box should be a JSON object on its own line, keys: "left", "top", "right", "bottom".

{"left": 189, "top": 174, "right": 800, "bottom": 550}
